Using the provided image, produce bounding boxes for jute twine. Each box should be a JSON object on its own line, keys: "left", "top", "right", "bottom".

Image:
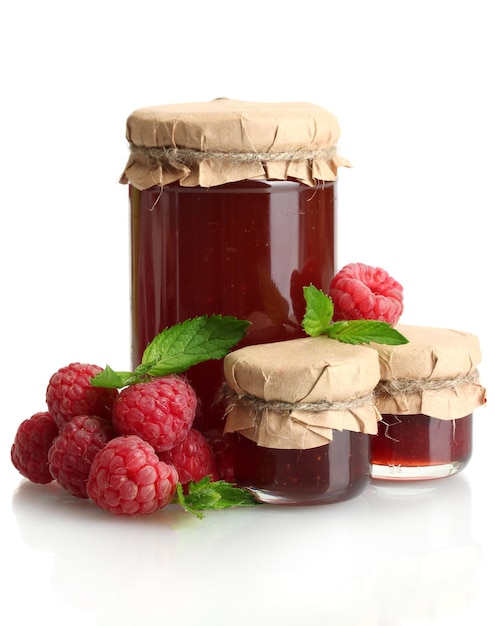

{"left": 375, "top": 369, "right": 481, "bottom": 396}
{"left": 220, "top": 383, "right": 375, "bottom": 416}
{"left": 129, "top": 144, "right": 337, "bottom": 166}
{"left": 221, "top": 369, "right": 481, "bottom": 417}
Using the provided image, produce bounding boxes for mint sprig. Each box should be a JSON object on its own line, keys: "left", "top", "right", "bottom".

{"left": 302, "top": 285, "right": 408, "bottom": 345}
{"left": 91, "top": 315, "right": 250, "bottom": 388}
{"left": 174, "top": 477, "right": 260, "bottom": 519}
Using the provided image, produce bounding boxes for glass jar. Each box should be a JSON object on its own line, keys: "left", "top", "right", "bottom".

{"left": 371, "top": 413, "right": 473, "bottom": 480}
{"left": 121, "top": 99, "right": 348, "bottom": 432}
{"left": 232, "top": 430, "right": 371, "bottom": 505}
{"left": 130, "top": 179, "right": 336, "bottom": 431}
{"left": 223, "top": 336, "right": 382, "bottom": 505}
{"left": 370, "top": 325, "right": 486, "bottom": 481}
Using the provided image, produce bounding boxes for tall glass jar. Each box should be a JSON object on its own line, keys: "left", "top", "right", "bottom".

{"left": 121, "top": 99, "right": 349, "bottom": 432}
{"left": 370, "top": 325, "right": 486, "bottom": 480}
{"left": 223, "top": 336, "right": 382, "bottom": 505}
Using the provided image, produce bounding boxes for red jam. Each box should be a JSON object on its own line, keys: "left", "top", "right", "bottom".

{"left": 130, "top": 179, "right": 336, "bottom": 431}
{"left": 232, "top": 430, "right": 370, "bottom": 505}
{"left": 371, "top": 413, "right": 472, "bottom": 480}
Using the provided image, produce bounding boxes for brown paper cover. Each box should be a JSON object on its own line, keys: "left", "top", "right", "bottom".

{"left": 120, "top": 99, "right": 350, "bottom": 189}
{"left": 223, "top": 337, "right": 381, "bottom": 449}
{"left": 373, "top": 324, "right": 486, "bottom": 419}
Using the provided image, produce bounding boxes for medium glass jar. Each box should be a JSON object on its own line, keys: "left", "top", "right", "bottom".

{"left": 232, "top": 430, "right": 371, "bottom": 505}
{"left": 370, "top": 325, "right": 486, "bottom": 481}
{"left": 121, "top": 99, "right": 348, "bottom": 431}
{"left": 223, "top": 336, "right": 382, "bottom": 505}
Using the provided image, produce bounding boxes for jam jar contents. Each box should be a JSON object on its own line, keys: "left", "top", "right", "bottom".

{"left": 233, "top": 430, "right": 371, "bottom": 505}
{"left": 121, "top": 99, "right": 348, "bottom": 432}
{"left": 371, "top": 413, "right": 473, "bottom": 480}
{"left": 223, "top": 336, "right": 382, "bottom": 505}
{"left": 370, "top": 325, "right": 486, "bottom": 481}
{"left": 130, "top": 179, "right": 336, "bottom": 431}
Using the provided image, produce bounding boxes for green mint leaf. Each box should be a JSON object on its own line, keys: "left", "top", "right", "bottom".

{"left": 174, "top": 476, "right": 259, "bottom": 519}
{"left": 90, "top": 365, "right": 136, "bottom": 388}
{"left": 90, "top": 314, "right": 250, "bottom": 389}
{"left": 327, "top": 320, "right": 409, "bottom": 345}
{"left": 174, "top": 482, "right": 205, "bottom": 519}
{"left": 301, "top": 284, "right": 408, "bottom": 346}
{"left": 301, "top": 284, "right": 334, "bottom": 337}
{"left": 142, "top": 315, "right": 250, "bottom": 377}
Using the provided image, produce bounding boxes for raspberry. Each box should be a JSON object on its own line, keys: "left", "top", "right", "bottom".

{"left": 46, "top": 362, "right": 119, "bottom": 429}
{"left": 48, "top": 415, "right": 116, "bottom": 498}
{"left": 112, "top": 376, "right": 197, "bottom": 452}
{"left": 329, "top": 262, "right": 404, "bottom": 325}
{"left": 202, "top": 429, "right": 236, "bottom": 483}
{"left": 11, "top": 412, "right": 59, "bottom": 484}
{"left": 87, "top": 435, "right": 179, "bottom": 516}
{"left": 159, "top": 428, "right": 219, "bottom": 486}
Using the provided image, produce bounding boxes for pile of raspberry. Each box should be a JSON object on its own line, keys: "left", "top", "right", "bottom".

{"left": 11, "top": 262, "right": 403, "bottom": 517}
{"left": 10, "top": 363, "right": 234, "bottom": 517}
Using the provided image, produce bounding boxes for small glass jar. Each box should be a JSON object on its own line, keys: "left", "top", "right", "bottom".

{"left": 223, "top": 336, "right": 382, "bottom": 505}
{"left": 370, "top": 325, "right": 486, "bottom": 480}
{"left": 120, "top": 99, "right": 348, "bottom": 432}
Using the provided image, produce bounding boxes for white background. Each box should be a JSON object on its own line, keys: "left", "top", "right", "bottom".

{"left": 1, "top": 2, "right": 493, "bottom": 625}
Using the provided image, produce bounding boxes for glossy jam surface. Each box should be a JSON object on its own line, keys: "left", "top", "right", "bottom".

{"left": 130, "top": 179, "right": 336, "bottom": 431}
{"left": 233, "top": 431, "right": 370, "bottom": 505}
{"left": 371, "top": 413, "right": 473, "bottom": 480}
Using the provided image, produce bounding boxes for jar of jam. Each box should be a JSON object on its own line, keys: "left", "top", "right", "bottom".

{"left": 370, "top": 325, "right": 486, "bottom": 480}
{"left": 223, "top": 336, "right": 381, "bottom": 505}
{"left": 120, "top": 98, "right": 349, "bottom": 431}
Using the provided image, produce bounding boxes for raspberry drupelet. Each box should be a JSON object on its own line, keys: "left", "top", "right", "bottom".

{"left": 202, "top": 429, "right": 236, "bottom": 483}
{"left": 159, "top": 428, "right": 219, "bottom": 486}
{"left": 46, "top": 362, "right": 119, "bottom": 429}
{"left": 11, "top": 411, "right": 60, "bottom": 484}
{"left": 87, "top": 435, "right": 179, "bottom": 516}
{"left": 112, "top": 375, "right": 197, "bottom": 452}
{"left": 48, "top": 415, "right": 116, "bottom": 498}
{"left": 329, "top": 262, "right": 404, "bottom": 325}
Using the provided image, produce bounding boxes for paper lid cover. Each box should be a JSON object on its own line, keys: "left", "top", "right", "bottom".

{"left": 223, "top": 336, "right": 381, "bottom": 449}
{"left": 120, "top": 98, "right": 349, "bottom": 189}
{"left": 372, "top": 324, "right": 486, "bottom": 419}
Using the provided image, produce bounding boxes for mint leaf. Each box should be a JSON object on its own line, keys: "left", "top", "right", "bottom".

{"left": 91, "top": 314, "right": 250, "bottom": 389}
{"left": 301, "top": 284, "right": 408, "bottom": 346}
{"left": 327, "top": 320, "right": 409, "bottom": 345}
{"left": 90, "top": 365, "right": 136, "bottom": 389}
{"left": 141, "top": 315, "right": 250, "bottom": 376}
{"left": 174, "top": 477, "right": 259, "bottom": 519}
{"left": 302, "top": 285, "right": 334, "bottom": 336}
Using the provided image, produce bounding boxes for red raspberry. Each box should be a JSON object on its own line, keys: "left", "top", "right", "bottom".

{"left": 48, "top": 415, "right": 116, "bottom": 498}
{"left": 159, "top": 428, "right": 219, "bottom": 486}
{"left": 202, "top": 429, "right": 236, "bottom": 483}
{"left": 112, "top": 376, "right": 197, "bottom": 452}
{"left": 329, "top": 262, "right": 404, "bottom": 325}
{"left": 11, "top": 412, "right": 59, "bottom": 484}
{"left": 46, "top": 363, "right": 119, "bottom": 429}
{"left": 86, "top": 435, "right": 179, "bottom": 516}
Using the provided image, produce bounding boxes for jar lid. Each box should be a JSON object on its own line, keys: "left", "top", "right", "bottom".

{"left": 120, "top": 98, "right": 349, "bottom": 189}
{"left": 223, "top": 336, "right": 381, "bottom": 449}
{"left": 373, "top": 324, "right": 486, "bottom": 419}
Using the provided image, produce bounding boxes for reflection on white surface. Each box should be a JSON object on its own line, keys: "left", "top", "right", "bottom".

{"left": 364, "top": 478, "right": 479, "bottom": 624}
{"left": 6, "top": 471, "right": 483, "bottom": 626}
